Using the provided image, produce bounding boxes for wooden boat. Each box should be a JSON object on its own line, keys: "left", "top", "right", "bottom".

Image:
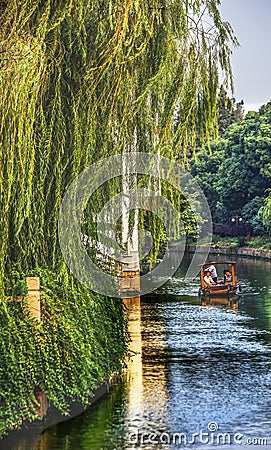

{"left": 198, "top": 261, "right": 241, "bottom": 298}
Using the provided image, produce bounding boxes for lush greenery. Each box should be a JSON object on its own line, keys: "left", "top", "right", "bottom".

{"left": 0, "top": 0, "right": 235, "bottom": 435}
{"left": 211, "top": 235, "right": 271, "bottom": 250}
{"left": 0, "top": 270, "right": 126, "bottom": 434}
{"left": 191, "top": 101, "right": 271, "bottom": 236}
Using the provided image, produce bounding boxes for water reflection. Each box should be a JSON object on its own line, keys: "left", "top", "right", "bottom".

{"left": 123, "top": 297, "right": 144, "bottom": 431}
{"left": 236, "top": 257, "right": 271, "bottom": 341}
{"left": 124, "top": 297, "right": 171, "bottom": 449}
{"left": 201, "top": 296, "right": 239, "bottom": 309}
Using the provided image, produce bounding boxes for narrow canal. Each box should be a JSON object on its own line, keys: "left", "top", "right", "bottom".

{"left": 5, "top": 255, "right": 271, "bottom": 449}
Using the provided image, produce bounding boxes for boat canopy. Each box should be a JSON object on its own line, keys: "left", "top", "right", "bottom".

{"left": 202, "top": 261, "right": 236, "bottom": 267}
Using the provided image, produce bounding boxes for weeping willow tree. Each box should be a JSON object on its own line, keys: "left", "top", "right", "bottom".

{"left": 0, "top": 0, "right": 237, "bottom": 434}
{"left": 0, "top": 0, "right": 238, "bottom": 284}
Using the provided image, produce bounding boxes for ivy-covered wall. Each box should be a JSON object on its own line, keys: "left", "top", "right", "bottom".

{"left": 0, "top": 270, "right": 126, "bottom": 435}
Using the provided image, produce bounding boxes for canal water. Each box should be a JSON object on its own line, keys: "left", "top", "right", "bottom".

{"left": 4, "top": 255, "right": 271, "bottom": 449}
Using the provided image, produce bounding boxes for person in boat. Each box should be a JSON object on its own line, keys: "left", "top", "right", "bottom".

{"left": 224, "top": 270, "right": 232, "bottom": 283}
{"left": 204, "top": 266, "right": 224, "bottom": 285}
{"left": 204, "top": 270, "right": 216, "bottom": 285}
{"left": 206, "top": 264, "right": 218, "bottom": 283}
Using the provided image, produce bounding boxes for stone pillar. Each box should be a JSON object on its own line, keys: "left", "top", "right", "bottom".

{"left": 27, "top": 279, "right": 48, "bottom": 419}
{"left": 26, "top": 277, "right": 41, "bottom": 321}
{"left": 120, "top": 270, "right": 140, "bottom": 296}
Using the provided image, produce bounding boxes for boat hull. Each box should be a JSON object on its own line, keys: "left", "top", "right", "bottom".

{"left": 200, "top": 284, "right": 239, "bottom": 297}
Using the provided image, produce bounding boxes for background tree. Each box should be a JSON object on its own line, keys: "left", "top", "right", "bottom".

{"left": 191, "top": 101, "right": 271, "bottom": 234}
{"left": 217, "top": 86, "right": 244, "bottom": 136}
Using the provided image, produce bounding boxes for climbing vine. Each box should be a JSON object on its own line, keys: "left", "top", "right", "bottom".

{"left": 0, "top": 269, "right": 126, "bottom": 435}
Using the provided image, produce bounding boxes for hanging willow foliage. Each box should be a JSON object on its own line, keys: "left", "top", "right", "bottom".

{"left": 0, "top": 0, "right": 237, "bottom": 283}
{"left": 0, "top": 0, "right": 237, "bottom": 433}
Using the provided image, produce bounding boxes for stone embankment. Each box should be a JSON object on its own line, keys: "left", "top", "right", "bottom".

{"left": 185, "top": 245, "right": 271, "bottom": 260}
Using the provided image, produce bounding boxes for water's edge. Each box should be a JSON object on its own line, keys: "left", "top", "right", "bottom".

{"left": 184, "top": 245, "right": 271, "bottom": 260}
{"left": 0, "top": 373, "right": 120, "bottom": 448}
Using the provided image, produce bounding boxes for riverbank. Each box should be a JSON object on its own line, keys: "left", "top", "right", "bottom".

{"left": 185, "top": 245, "right": 271, "bottom": 260}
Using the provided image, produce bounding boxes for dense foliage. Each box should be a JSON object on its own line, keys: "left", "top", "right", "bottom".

{"left": 191, "top": 101, "right": 271, "bottom": 235}
{"left": 0, "top": 270, "right": 126, "bottom": 435}
{"left": 0, "top": 0, "right": 235, "bottom": 434}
